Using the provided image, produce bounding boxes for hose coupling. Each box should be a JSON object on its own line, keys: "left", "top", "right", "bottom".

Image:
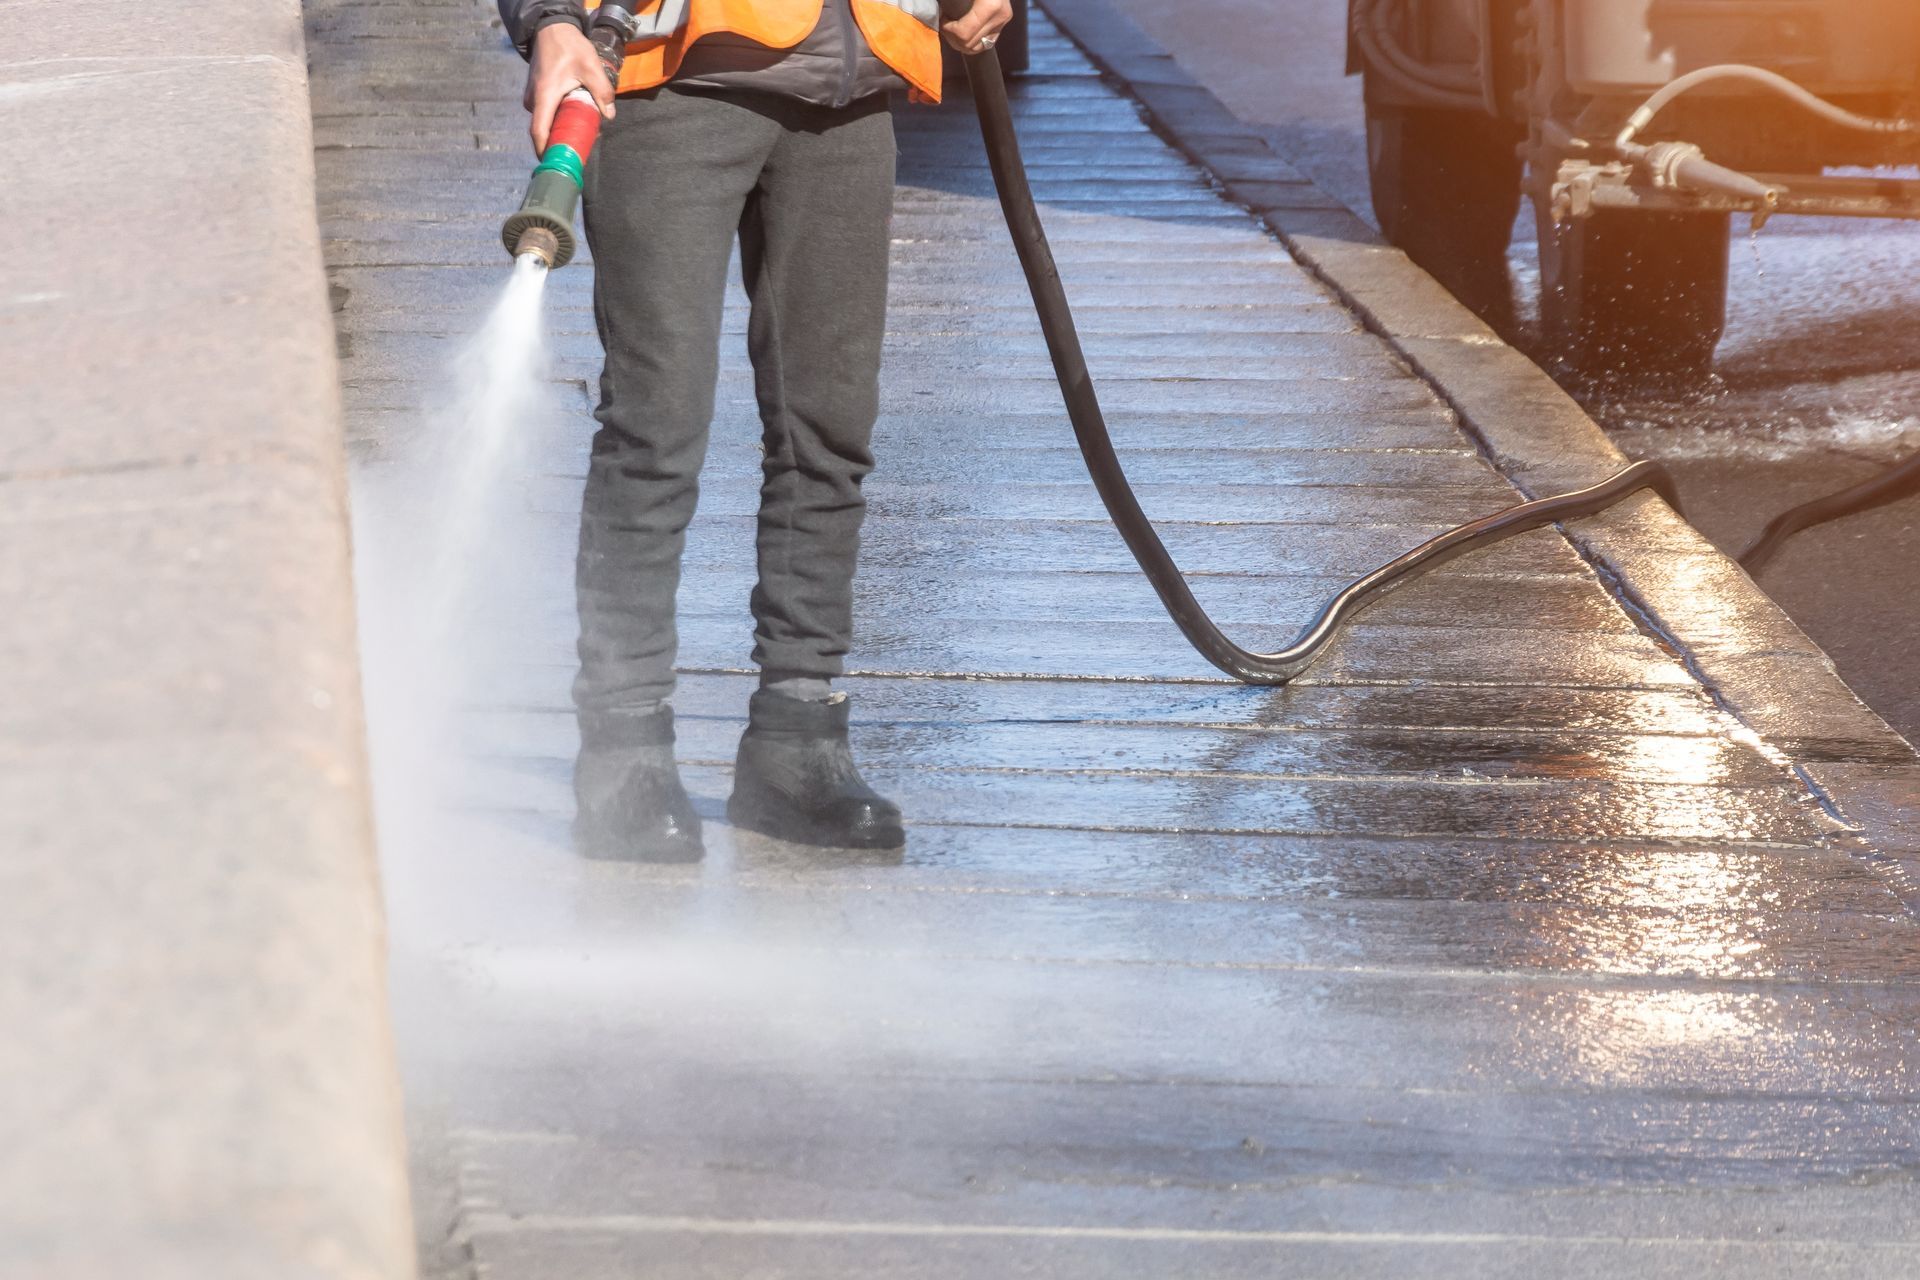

{"left": 590, "top": 4, "right": 635, "bottom": 77}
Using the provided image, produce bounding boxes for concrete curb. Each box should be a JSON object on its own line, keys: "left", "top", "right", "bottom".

{"left": 1034, "top": 0, "right": 1920, "bottom": 875}
{"left": 0, "top": 2, "right": 415, "bottom": 1277}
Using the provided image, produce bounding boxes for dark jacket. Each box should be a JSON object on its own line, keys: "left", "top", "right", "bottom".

{"left": 500, "top": 0, "right": 906, "bottom": 106}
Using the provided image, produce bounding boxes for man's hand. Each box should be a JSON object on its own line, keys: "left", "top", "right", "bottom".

{"left": 940, "top": 0, "right": 1014, "bottom": 54}
{"left": 525, "top": 22, "right": 615, "bottom": 154}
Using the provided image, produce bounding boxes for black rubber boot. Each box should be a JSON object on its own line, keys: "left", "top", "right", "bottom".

{"left": 727, "top": 691, "right": 904, "bottom": 851}
{"left": 573, "top": 706, "right": 704, "bottom": 863}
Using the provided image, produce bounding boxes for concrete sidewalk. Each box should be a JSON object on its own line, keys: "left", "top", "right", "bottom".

{"left": 310, "top": 1, "right": 1920, "bottom": 1276}
{"left": 1, "top": 2, "right": 409, "bottom": 1274}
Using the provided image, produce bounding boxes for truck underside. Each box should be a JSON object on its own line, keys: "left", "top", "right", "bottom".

{"left": 1353, "top": 0, "right": 1920, "bottom": 377}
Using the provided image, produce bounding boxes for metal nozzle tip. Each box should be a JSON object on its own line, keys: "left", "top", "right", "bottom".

{"left": 512, "top": 226, "right": 562, "bottom": 268}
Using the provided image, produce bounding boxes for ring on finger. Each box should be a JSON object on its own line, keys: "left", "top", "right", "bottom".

{"left": 975, "top": 32, "right": 997, "bottom": 49}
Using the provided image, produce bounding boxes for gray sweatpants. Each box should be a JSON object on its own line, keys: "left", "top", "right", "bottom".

{"left": 574, "top": 86, "right": 896, "bottom": 721}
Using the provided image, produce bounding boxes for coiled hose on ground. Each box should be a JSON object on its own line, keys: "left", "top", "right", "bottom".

{"left": 947, "top": 29, "right": 1678, "bottom": 684}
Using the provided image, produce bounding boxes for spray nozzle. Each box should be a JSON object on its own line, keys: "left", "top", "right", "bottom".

{"left": 500, "top": 86, "right": 605, "bottom": 268}
{"left": 510, "top": 226, "right": 563, "bottom": 269}
{"left": 500, "top": 7, "right": 631, "bottom": 271}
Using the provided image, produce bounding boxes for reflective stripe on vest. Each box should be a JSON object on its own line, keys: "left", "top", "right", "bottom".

{"left": 598, "top": 0, "right": 945, "bottom": 103}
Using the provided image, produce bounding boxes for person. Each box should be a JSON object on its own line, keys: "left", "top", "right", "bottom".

{"left": 501, "top": 0, "right": 1013, "bottom": 862}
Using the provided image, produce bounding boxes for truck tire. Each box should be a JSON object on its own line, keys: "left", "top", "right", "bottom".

{"left": 1537, "top": 208, "right": 1730, "bottom": 380}
{"left": 1365, "top": 94, "right": 1524, "bottom": 316}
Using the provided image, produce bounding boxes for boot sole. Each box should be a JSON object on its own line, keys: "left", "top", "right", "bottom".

{"left": 577, "top": 844, "right": 706, "bottom": 865}
{"left": 727, "top": 791, "right": 906, "bottom": 851}
{"left": 572, "top": 822, "right": 706, "bottom": 865}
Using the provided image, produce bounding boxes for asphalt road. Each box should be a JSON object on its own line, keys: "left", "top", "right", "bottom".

{"left": 1101, "top": 0, "right": 1920, "bottom": 743}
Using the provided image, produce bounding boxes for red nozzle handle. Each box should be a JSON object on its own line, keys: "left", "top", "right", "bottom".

{"left": 548, "top": 89, "right": 604, "bottom": 164}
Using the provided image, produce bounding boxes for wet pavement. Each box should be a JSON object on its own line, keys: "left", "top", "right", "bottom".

{"left": 309, "top": 0, "right": 1920, "bottom": 1276}
{"left": 1100, "top": 0, "right": 1920, "bottom": 745}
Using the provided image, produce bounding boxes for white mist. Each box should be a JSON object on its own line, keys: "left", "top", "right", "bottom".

{"left": 352, "top": 252, "right": 558, "bottom": 929}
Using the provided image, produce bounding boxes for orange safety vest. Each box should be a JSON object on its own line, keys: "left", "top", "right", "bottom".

{"left": 588, "top": 0, "right": 945, "bottom": 104}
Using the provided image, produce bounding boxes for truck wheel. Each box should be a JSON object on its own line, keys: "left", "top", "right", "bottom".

{"left": 1537, "top": 208, "right": 1731, "bottom": 380}
{"left": 1365, "top": 95, "right": 1524, "bottom": 315}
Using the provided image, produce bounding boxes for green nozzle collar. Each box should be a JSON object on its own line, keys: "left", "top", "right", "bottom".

{"left": 532, "top": 142, "right": 587, "bottom": 189}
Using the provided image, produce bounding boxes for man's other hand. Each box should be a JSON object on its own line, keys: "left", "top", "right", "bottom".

{"left": 941, "top": 0, "right": 1014, "bottom": 53}
{"left": 525, "top": 22, "right": 616, "bottom": 154}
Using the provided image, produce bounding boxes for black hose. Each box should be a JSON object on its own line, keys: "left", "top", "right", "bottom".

{"left": 1740, "top": 450, "right": 1920, "bottom": 573}
{"left": 948, "top": 38, "right": 1678, "bottom": 684}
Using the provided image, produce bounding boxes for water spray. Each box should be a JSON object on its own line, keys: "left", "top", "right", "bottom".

{"left": 500, "top": 8, "right": 633, "bottom": 268}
